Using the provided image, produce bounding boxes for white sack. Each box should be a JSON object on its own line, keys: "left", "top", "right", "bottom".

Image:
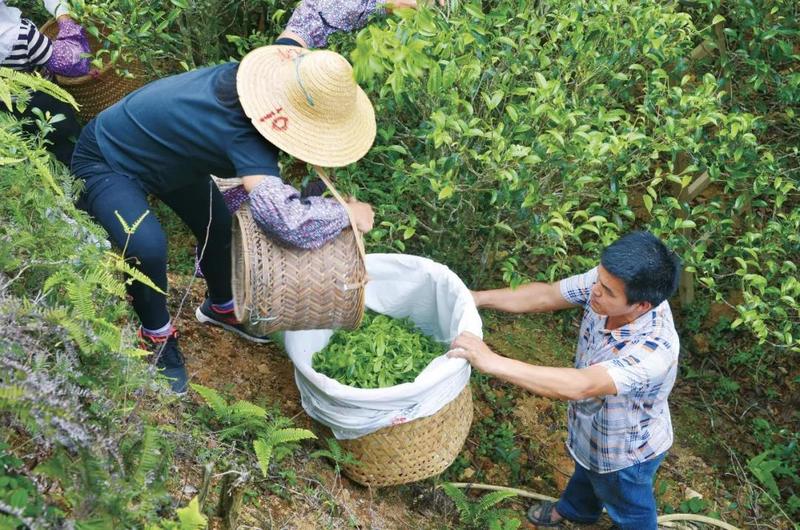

{"left": 284, "top": 253, "right": 481, "bottom": 439}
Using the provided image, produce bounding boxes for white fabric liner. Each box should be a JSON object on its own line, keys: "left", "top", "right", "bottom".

{"left": 285, "top": 253, "right": 482, "bottom": 439}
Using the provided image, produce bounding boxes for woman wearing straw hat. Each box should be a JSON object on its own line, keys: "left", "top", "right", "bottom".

{"left": 70, "top": 45, "right": 376, "bottom": 393}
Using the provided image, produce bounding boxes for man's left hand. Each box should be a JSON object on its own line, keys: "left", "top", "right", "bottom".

{"left": 449, "top": 331, "right": 498, "bottom": 373}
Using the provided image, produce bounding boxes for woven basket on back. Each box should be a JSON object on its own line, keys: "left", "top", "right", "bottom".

{"left": 216, "top": 169, "right": 366, "bottom": 336}
{"left": 334, "top": 385, "right": 473, "bottom": 487}
{"left": 40, "top": 20, "right": 145, "bottom": 121}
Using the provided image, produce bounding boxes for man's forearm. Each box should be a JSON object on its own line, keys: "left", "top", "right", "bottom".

{"left": 474, "top": 282, "right": 570, "bottom": 313}
{"left": 484, "top": 355, "right": 616, "bottom": 401}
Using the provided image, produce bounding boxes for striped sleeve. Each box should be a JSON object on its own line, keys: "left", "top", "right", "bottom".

{"left": 559, "top": 266, "right": 598, "bottom": 306}
{"left": 2, "top": 20, "right": 53, "bottom": 70}
{"left": 26, "top": 20, "right": 53, "bottom": 66}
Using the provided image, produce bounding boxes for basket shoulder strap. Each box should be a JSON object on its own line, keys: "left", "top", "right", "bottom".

{"left": 313, "top": 166, "right": 367, "bottom": 259}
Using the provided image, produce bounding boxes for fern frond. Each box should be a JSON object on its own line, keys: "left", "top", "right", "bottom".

{"left": 190, "top": 384, "right": 230, "bottom": 419}
{"left": 0, "top": 67, "right": 77, "bottom": 108}
{"left": 86, "top": 266, "right": 127, "bottom": 299}
{"left": 0, "top": 385, "right": 24, "bottom": 402}
{"left": 107, "top": 252, "right": 165, "bottom": 294}
{"left": 474, "top": 490, "right": 517, "bottom": 515}
{"left": 133, "top": 426, "right": 163, "bottom": 488}
{"left": 90, "top": 317, "right": 122, "bottom": 350}
{"left": 0, "top": 125, "right": 62, "bottom": 195}
{"left": 176, "top": 496, "right": 208, "bottom": 530}
{"left": 66, "top": 281, "right": 96, "bottom": 320}
{"left": 441, "top": 483, "right": 471, "bottom": 517}
{"left": 75, "top": 516, "right": 115, "bottom": 530}
{"left": 114, "top": 209, "right": 150, "bottom": 235}
{"left": 123, "top": 346, "right": 152, "bottom": 358}
{"left": 43, "top": 269, "right": 77, "bottom": 294}
{"left": 229, "top": 400, "right": 267, "bottom": 423}
{"left": 266, "top": 428, "right": 316, "bottom": 447}
{"left": 59, "top": 318, "right": 91, "bottom": 353}
{"left": 253, "top": 438, "right": 273, "bottom": 477}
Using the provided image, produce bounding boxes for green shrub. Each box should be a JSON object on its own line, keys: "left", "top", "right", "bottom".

{"left": 331, "top": 0, "right": 797, "bottom": 356}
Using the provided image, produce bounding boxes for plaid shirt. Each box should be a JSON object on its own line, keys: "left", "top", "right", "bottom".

{"left": 560, "top": 267, "right": 679, "bottom": 473}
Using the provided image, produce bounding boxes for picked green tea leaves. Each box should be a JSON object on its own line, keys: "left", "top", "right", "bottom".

{"left": 312, "top": 311, "right": 446, "bottom": 389}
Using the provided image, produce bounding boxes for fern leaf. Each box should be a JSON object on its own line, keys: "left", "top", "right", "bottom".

{"left": 113, "top": 210, "right": 132, "bottom": 234}
{"left": 441, "top": 483, "right": 471, "bottom": 518}
{"left": 128, "top": 210, "right": 151, "bottom": 235}
{"left": 133, "top": 426, "right": 163, "bottom": 488}
{"left": 86, "top": 266, "right": 127, "bottom": 299}
{"left": 190, "top": 384, "right": 229, "bottom": 419}
{"left": 123, "top": 346, "right": 152, "bottom": 358}
{"left": 91, "top": 317, "right": 122, "bottom": 350}
{"left": 266, "top": 428, "right": 316, "bottom": 447}
{"left": 230, "top": 400, "right": 267, "bottom": 422}
{"left": 475, "top": 490, "right": 517, "bottom": 515}
{"left": 59, "top": 318, "right": 91, "bottom": 353}
{"left": 176, "top": 496, "right": 208, "bottom": 530}
{"left": 0, "top": 78, "right": 11, "bottom": 111}
{"left": 66, "top": 281, "right": 96, "bottom": 320}
{"left": 75, "top": 516, "right": 115, "bottom": 530}
{"left": 43, "top": 269, "right": 76, "bottom": 294}
{"left": 108, "top": 253, "right": 165, "bottom": 294}
{"left": 0, "top": 385, "right": 24, "bottom": 402}
{"left": 253, "top": 438, "right": 273, "bottom": 477}
{"left": 0, "top": 67, "right": 77, "bottom": 108}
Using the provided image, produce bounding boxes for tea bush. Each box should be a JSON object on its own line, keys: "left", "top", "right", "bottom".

{"left": 330, "top": 0, "right": 798, "bottom": 356}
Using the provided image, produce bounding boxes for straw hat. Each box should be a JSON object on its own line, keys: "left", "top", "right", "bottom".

{"left": 236, "top": 46, "right": 376, "bottom": 168}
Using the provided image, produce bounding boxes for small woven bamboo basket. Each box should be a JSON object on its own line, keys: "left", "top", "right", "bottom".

{"left": 334, "top": 385, "right": 473, "bottom": 487}
{"left": 218, "top": 168, "right": 366, "bottom": 336}
{"left": 40, "top": 20, "right": 146, "bottom": 121}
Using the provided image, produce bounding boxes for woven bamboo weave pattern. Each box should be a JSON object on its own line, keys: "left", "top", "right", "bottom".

{"left": 337, "top": 385, "right": 473, "bottom": 487}
{"left": 41, "top": 20, "right": 146, "bottom": 121}
{"left": 218, "top": 177, "right": 366, "bottom": 336}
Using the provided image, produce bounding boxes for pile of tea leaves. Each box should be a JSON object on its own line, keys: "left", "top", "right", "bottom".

{"left": 312, "top": 311, "right": 446, "bottom": 388}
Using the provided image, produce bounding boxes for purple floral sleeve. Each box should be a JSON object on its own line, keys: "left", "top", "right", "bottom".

{"left": 285, "top": 0, "right": 385, "bottom": 49}
{"left": 45, "top": 18, "right": 90, "bottom": 77}
{"left": 246, "top": 177, "right": 350, "bottom": 249}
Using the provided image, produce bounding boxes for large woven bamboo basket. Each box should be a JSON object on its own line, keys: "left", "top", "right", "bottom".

{"left": 40, "top": 20, "right": 146, "bottom": 121}
{"left": 216, "top": 169, "right": 366, "bottom": 336}
{"left": 335, "top": 385, "right": 473, "bottom": 487}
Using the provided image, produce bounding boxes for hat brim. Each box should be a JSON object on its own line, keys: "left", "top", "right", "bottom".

{"left": 236, "top": 46, "right": 376, "bottom": 168}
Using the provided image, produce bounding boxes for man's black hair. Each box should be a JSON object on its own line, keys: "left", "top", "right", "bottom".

{"left": 600, "top": 231, "right": 682, "bottom": 307}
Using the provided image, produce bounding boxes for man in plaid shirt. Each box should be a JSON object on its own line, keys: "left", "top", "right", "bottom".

{"left": 450, "top": 231, "right": 682, "bottom": 529}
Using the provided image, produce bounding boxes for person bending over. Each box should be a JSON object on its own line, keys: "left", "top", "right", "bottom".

{"left": 71, "top": 43, "right": 376, "bottom": 394}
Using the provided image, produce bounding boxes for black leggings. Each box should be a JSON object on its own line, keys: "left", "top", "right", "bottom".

{"left": 16, "top": 90, "right": 81, "bottom": 166}
{"left": 71, "top": 120, "right": 233, "bottom": 329}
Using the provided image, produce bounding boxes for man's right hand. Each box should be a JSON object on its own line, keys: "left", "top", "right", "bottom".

{"left": 346, "top": 199, "right": 375, "bottom": 233}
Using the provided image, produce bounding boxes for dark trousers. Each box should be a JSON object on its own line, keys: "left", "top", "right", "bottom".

{"left": 71, "top": 120, "right": 233, "bottom": 329}
{"left": 556, "top": 453, "right": 666, "bottom": 530}
{"left": 16, "top": 90, "right": 81, "bottom": 166}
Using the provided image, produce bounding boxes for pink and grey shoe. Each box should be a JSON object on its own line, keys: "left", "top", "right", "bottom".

{"left": 195, "top": 298, "right": 270, "bottom": 344}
